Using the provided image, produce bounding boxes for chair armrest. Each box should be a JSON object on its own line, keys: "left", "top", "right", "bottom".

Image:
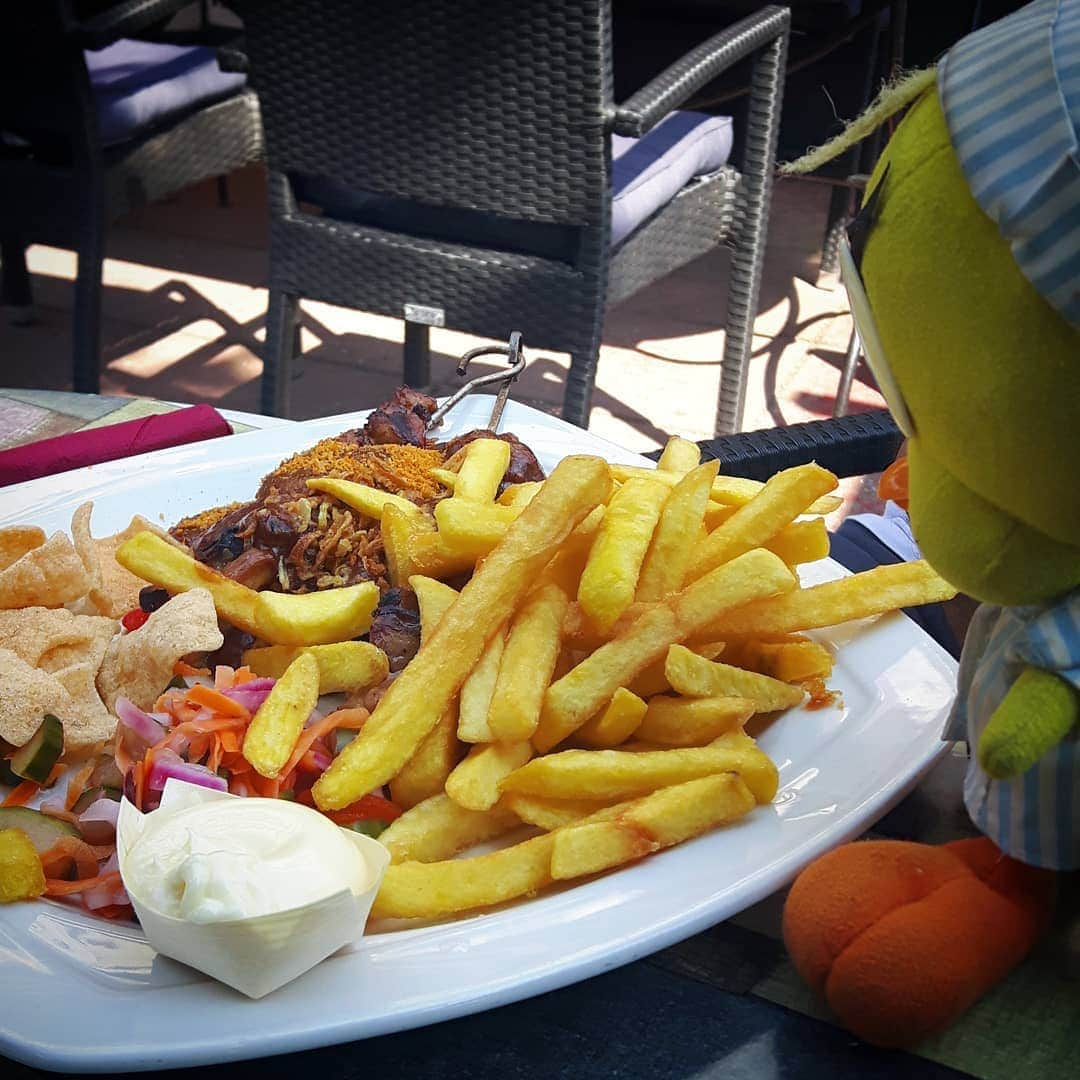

{"left": 612, "top": 4, "right": 791, "bottom": 138}
{"left": 645, "top": 410, "right": 903, "bottom": 481}
{"left": 78, "top": 0, "right": 192, "bottom": 50}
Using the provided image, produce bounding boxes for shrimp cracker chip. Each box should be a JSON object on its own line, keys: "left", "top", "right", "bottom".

{"left": 0, "top": 526, "right": 45, "bottom": 572}
{"left": 0, "top": 608, "right": 117, "bottom": 673}
{"left": 53, "top": 661, "right": 117, "bottom": 750}
{"left": 0, "top": 532, "right": 90, "bottom": 609}
{"left": 71, "top": 503, "right": 168, "bottom": 619}
{"left": 0, "top": 647, "right": 78, "bottom": 749}
{"left": 97, "top": 588, "right": 223, "bottom": 711}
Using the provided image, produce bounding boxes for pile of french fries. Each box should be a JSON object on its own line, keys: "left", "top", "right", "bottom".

{"left": 297, "top": 437, "right": 957, "bottom": 922}
{"left": 111, "top": 434, "right": 956, "bottom": 921}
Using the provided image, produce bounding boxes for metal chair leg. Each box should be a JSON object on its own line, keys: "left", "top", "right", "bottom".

{"left": 562, "top": 341, "right": 601, "bottom": 429}
{"left": 262, "top": 289, "right": 299, "bottom": 417}
{"left": 1, "top": 237, "right": 35, "bottom": 325}
{"left": 72, "top": 226, "right": 105, "bottom": 394}
{"left": 833, "top": 327, "right": 861, "bottom": 417}
{"left": 403, "top": 320, "right": 431, "bottom": 388}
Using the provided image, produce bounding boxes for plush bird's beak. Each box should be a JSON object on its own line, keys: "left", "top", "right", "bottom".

{"left": 878, "top": 453, "right": 909, "bottom": 510}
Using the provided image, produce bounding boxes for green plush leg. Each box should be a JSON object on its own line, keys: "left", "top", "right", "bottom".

{"left": 978, "top": 667, "right": 1079, "bottom": 779}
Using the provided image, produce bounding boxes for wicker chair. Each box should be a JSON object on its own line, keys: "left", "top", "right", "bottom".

{"left": 0, "top": 0, "right": 263, "bottom": 395}
{"left": 235, "top": 0, "right": 790, "bottom": 433}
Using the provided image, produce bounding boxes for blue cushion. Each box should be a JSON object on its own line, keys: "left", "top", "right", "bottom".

{"left": 611, "top": 110, "right": 733, "bottom": 247}
{"left": 294, "top": 108, "right": 733, "bottom": 256}
{"left": 85, "top": 39, "right": 246, "bottom": 146}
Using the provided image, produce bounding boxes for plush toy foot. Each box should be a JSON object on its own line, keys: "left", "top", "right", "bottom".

{"left": 782, "top": 838, "right": 1055, "bottom": 1047}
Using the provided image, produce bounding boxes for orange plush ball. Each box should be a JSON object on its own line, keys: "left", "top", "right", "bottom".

{"left": 782, "top": 839, "right": 1055, "bottom": 1046}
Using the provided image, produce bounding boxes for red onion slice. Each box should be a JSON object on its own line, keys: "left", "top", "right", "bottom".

{"left": 221, "top": 678, "right": 276, "bottom": 713}
{"left": 115, "top": 697, "right": 167, "bottom": 746}
{"left": 78, "top": 797, "right": 120, "bottom": 844}
{"left": 146, "top": 749, "right": 228, "bottom": 794}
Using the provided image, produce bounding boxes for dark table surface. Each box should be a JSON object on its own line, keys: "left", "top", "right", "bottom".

{"left": 1, "top": 391, "right": 1074, "bottom": 1080}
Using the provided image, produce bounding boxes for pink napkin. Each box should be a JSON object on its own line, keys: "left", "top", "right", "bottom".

{"left": 0, "top": 404, "right": 232, "bottom": 487}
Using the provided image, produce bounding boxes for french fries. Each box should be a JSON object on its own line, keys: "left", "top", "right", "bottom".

{"left": 391, "top": 576, "right": 465, "bottom": 808}
{"left": 664, "top": 645, "right": 806, "bottom": 710}
{"left": 454, "top": 438, "right": 511, "bottom": 503}
{"left": 578, "top": 477, "right": 669, "bottom": 634}
{"left": 501, "top": 792, "right": 612, "bottom": 830}
{"left": 636, "top": 460, "right": 719, "bottom": 602}
{"left": 373, "top": 772, "right": 758, "bottom": 918}
{"left": 487, "top": 582, "right": 570, "bottom": 742}
{"left": 130, "top": 429, "right": 957, "bottom": 925}
{"left": 312, "top": 455, "right": 612, "bottom": 810}
{"left": 501, "top": 731, "right": 778, "bottom": 805}
{"left": 549, "top": 774, "right": 756, "bottom": 880}
{"left": 701, "top": 560, "right": 957, "bottom": 638}
{"left": 242, "top": 652, "right": 321, "bottom": 778}
{"left": 576, "top": 687, "right": 648, "bottom": 749}
{"left": 389, "top": 703, "right": 462, "bottom": 809}
{"left": 251, "top": 582, "right": 380, "bottom": 647}
{"left": 305, "top": 477, "right": 422, "bottom": 521}
{"left": 684, "top": 463, "right": 838, "bottom": 584}
{"left": 636, "top": 695, "right": 755, "bottom": 747}
{"left": 457, "top": 631, "right": 505, "bottom": 743}
{"left": 764, "top": 518, "right": 830, "bottom": 567}
{"left": 371, "top": 833, "right": 557, "bottom": 920}
{"left": 379, "top": 794, "right": 521, "bottom": 864}
{"left": 445, "top": 740, "right": 533, "bottom": 811}
{"left": 114, "top": 531, "right": 260, "bottom": 634}
{"left": 723, "top": 639, "right": 833, "bottom": 683}
{"left": 656, "top": 436, "right": 701, "bottom": 474}
{"left": 609, "top": 463, "right": 842, "bottom": 513}
{"left": 536, "top": 549, "right": 795, "bottom": 753}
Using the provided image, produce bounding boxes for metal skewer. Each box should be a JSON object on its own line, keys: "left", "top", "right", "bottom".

{"left": 426, "top": 331, "right": 526, "bottom": 432}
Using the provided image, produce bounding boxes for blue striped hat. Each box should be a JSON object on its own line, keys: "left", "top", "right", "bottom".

{"left": 938, "top": 0, "right": 1080, "bottom": 326}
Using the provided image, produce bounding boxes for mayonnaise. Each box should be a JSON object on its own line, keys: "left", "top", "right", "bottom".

{"left": 122, "top": 797, "right": 372, "bottom": 923}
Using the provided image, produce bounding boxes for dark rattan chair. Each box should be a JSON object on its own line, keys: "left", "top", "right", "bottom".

{"left": 235, "top": 0, "right": 790, "bottom": 434}
{"left": 0, "top": 0, "right": 263, "bottom": 395}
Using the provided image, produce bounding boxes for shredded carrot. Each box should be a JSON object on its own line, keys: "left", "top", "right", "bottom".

{"left": 2, "top": 780, "right": 39, "bottom": 807}
{"left": 213, "top": 666, "right": 235, "bottom": 691}
{"left": 232, "top": 666, "right": 255, "bottom": 685}
{"left": 171, "top": 716, "right": 248, "bottom": 738}
{"left": 207, "top": 735, "right": 224, "bottom": 774}
{"left": 173, "top": 660, "right": 210, "bottom": 677}
{"left": 94, "top": 904, "right": 133, "bottom": 920}
{"left": 45, "top": 870, "right": 123, "bottom": 898}
{"left": 40, "top": 837, "right": 109, "bottom": 879}
{"left": 186, "top": 684, "right": 251, "bottom": 720}
{"left": 114, "top": 736, "right": 133, "bottom": 776}
{"left": 247, "top": 772, "right": 282, "bottom": 799}
{"left": 218, "top": 730, "right": 241, "bottom": 754}
{"left": 64, "top": 760, "right": 97, "bottom": 812}
{"left": 39, "top": 805, "right": 81, "bottom": 825}
{"left": 187, "top": 734, "right": 212, "bottom": 763}
{"left": 280, "top": 708, "right": 368, "bottom": 780}
{"left": 44, "top": 762, "right": 67, "bottom": 787}
{"left": 134, "top": 754, "right": 149, "bottom": 810}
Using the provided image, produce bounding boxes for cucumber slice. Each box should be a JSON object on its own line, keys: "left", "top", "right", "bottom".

{"left": 71, "top": 786, "right": 121, "bottom": 815}
{"left": 10, "top": 715, "right": 64, "bottom": 784}
{"left": 0, "top": 807, "right": 78, "bottom": 854}
{"left": 0, "top": 758, "right": 21, "bottom": 787}
{"left": 347, "top": 819, "right": 388, "bottom": 839}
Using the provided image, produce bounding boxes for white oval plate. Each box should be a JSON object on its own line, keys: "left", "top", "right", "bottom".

{"left": 0, "top": 396, "right": 956, "bottom": 1073}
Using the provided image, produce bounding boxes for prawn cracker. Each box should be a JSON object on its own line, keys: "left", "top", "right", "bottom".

{"left": 0, "top": 526, "right": 45, "bottom": 573}
{"left": 97, "top": 588, "right": 223, "bottom": 711}
{"left": 53, "top": 661, "right": 117, "bottom": 750}
{"left": 0, "top": 532, "right": 90, "bottom": 609}
{"left": 0, "top": 647, "right": 77, "bottom": 749}
{"left": 71, "top": 503, "right": 168, "bottom": 619}
{"left": 0, "top": 607, "right": 117, "bottom": 673}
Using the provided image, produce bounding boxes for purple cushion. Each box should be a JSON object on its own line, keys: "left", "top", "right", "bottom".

{"left": 611, "top": 110, "right": 733, "bottom": 247}
{"left": 85, "top": 39, "right": 246, "bottom": 146}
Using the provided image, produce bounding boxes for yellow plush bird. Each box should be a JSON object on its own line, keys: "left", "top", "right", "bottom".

{"left": 780, "top": 0, "right": 1080, "bottom": 1047}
